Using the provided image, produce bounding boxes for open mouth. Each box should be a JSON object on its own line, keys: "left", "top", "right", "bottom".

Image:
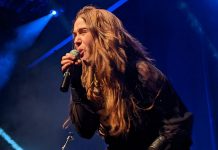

{"left": 79, "top": 51, "right": 84, "bottom": 59}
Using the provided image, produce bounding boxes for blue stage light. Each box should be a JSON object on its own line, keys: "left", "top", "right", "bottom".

{"left": 0, "top": 128, "right": 23, "bottom": 150}
{"left": 50, "top": 10, "right": 57, "bottom": 16}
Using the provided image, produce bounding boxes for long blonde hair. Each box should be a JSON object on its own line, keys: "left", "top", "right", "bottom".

{"left": 74, "top": 6, "right": 152, "bottom": 136}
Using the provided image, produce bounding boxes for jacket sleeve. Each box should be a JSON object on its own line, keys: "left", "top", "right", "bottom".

{"left": 136, "top": 61, "right": 193, "bottom": 150}
{"left": 69, "top": 66, "right": 99, "bottom": 139}
{"left": 152, "top": 79, "right": 193, "bottom": 150}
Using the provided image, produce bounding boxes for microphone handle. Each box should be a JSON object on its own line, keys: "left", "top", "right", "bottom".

{"left": 148, "top": 135, "right": 166, "bottom": 150}
{"left": 60, "top": 68, "right": 72, "bottom": 92}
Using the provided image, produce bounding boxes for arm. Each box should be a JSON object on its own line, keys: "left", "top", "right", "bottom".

{"left": 69, "top": 66, "right": 100, "bottom": 139}
{"left": 136, "top": 61, "right": 193, "bottom": 150}
{"left": 152, "top": 79, "right": 193, "bottom": 150}
{"left": 61, "top": 52, "right": 100, "bottom": 139}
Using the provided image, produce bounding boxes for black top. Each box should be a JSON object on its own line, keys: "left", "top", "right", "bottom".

{"left": 69, "top": 60, "right": 193, "bottom": 150}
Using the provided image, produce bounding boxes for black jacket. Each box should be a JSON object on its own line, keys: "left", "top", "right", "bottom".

{"left": 69, "top": 60, "right": 193, "bottom": 150}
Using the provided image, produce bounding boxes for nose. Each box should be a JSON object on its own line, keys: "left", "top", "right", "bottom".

{"left": 74, "top": 36, "right": 82, "bottom": 49}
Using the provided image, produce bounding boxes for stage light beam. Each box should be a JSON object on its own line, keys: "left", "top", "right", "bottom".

{"left": 0, "top": 128, "right": 23, "bottom": 150}
{"left": 0, "top": 13, "right": 53, "bottom": 89}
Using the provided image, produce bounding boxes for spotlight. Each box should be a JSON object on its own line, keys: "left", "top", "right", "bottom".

{"left": 50, "top": 10, "right": 58, "bottom": 16}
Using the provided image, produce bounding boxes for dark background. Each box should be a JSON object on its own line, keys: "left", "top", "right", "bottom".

{"left": 0, "top": 0, "right": 217, "bottom": 150}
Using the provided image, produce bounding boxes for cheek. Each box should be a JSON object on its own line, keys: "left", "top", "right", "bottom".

{"left": 85, "top": 34, "right": 94, "bottom": 46}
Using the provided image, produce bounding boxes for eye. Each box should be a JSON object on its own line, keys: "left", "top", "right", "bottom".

{"left": 79, "top": 28, "right": 88, "bottom": 35}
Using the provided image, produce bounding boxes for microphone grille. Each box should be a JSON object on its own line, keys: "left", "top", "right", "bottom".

{"left": 70, "top": 49, "right": 80, "bottom": 59}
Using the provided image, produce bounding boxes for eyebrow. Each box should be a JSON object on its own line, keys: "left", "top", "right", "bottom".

{"left": 73, "top": 27, "right": 88, "bottom": 35}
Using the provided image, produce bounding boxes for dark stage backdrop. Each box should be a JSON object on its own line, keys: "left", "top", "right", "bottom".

{"left": 0, "top": 0, "right": 217, "bottom": 150}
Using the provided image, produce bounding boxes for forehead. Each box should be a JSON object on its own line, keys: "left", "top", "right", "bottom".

{"left": 73, "top": 17, "right": 87, "bottom": 32}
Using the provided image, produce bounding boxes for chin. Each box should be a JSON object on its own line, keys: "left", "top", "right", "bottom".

{"left": 82, "top": 58, "right": 91, "bottom": 66}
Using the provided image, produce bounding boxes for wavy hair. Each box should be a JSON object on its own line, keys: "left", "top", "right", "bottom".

{"left": 74, "top": 6, "right": 152, "bottom": 136}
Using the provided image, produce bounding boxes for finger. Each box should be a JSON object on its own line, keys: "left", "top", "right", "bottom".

{"left": 61, "top": 59, "right": 74, "bottom": 65}
{"left": 75, "top": 59, "right": 82, "bottom": 65}
{"left": 66, "top": 53, "right": 77, "bottom": 60}
{"left": 62, "top": 55, "right": 74, "bottom": 61}
{"left": 61, "top": 62, "right": 72, "bottom": 72}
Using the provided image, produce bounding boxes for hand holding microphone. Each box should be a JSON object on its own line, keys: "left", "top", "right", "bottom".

{"left": 60, "top": 49, "right": 81, "bottom": 92}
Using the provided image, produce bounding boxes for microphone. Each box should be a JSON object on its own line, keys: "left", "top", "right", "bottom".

{"left": 60, "top": 49, "right": 80, "bottom": 92}
{"left": 148, "top": 135, "right": 166, "bottom": 150}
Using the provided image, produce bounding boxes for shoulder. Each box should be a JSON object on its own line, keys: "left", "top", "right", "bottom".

{"left": 136, "top": 60, "right": 165, "bottom": 80}
{"left": 135, "top": 60, "right": 166, "bottom": 92}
